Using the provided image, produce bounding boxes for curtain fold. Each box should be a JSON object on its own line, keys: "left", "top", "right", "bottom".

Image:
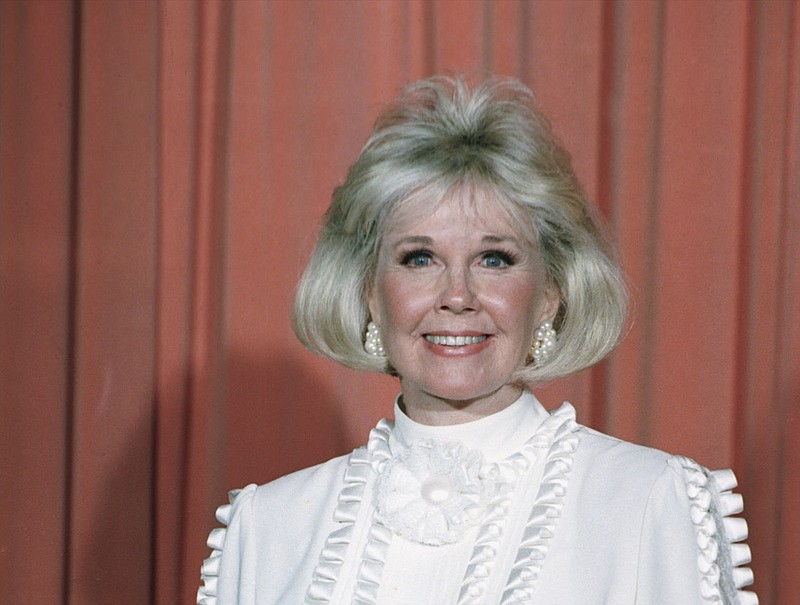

{"left": 1, "top": 1, "right": 797, "bottom": 603}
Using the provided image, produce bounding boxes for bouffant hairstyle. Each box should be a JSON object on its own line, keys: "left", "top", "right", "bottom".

{"left": 293, "top": 75, "right": 627, "bottom": 385}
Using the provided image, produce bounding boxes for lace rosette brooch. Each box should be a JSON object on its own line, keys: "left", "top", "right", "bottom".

{"left": 374, "top": 439, "right": 507, "bottom": 546}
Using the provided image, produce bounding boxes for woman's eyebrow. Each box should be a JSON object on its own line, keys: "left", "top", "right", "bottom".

{"left": 481, "top": 234, "right": 521, "bottom": 245}
{"left": 389, "top": 234, "right": 522, "bottom": 246}
{"left": 391, "top": 235, "right": 434, "bottom": 246}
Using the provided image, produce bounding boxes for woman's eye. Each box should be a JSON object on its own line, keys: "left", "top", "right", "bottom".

{"left": 481, "top": 251, "right": 515, "bottom": 268}
{"left": 401, "top": 250, "right": 433, "bottom": 267}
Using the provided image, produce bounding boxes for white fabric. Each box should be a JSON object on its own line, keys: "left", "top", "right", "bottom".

{"left": 198, "top": 392, "right": 757, "bottom": 604}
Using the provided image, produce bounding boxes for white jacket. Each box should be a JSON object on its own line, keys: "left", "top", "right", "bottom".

{"left": 198, "top": 392, "right": 757, "bottom": 604}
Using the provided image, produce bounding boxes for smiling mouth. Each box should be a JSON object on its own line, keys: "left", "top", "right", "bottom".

{"left": 424, "top": 334, "right": 488, "bottom": 346}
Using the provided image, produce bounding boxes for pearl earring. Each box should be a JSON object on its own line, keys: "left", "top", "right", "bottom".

{"left": 364, "top": 321, "right": 385, "bottom": 356}
{"left": 531, "top": 321, "right": 556, "bottom": 364}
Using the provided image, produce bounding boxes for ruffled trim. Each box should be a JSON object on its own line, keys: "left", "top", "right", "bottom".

{"left": 456, "top": 457, "right": 526, "bottom": 604}
{"left": 197, "top": 488, "right": 245, "bottom": 605}
{"left": 352, "top": 515, "right": 392, "bottom": 604}
{"left": 500, "top": 403, "right": 580, "bottom": 604}
{"left": 352, "top": 419, "right": 394, "bottom": 604}
{"left": 676, "top": 456, "right": 758, "bottom": 605}
{"left": 303, "top": 419, "right": 394, "bottom": 605}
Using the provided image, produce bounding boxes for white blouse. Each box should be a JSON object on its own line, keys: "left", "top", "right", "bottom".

{"left": 198, "top": 392, "right": 757, "bottom": 604}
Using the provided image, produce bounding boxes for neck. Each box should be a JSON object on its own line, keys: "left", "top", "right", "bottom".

{"left": 399, "top": 383, "right": 524, "bottom": 426}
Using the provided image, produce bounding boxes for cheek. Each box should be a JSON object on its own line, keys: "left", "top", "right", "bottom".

{"left": 485, "top": 280, "right": 539, "bottom": 322}
{"left": 371, "top": 273, "right": 429, "bottom": 331}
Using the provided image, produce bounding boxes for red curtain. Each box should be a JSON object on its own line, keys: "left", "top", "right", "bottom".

{"left": 2, "top": 1, "right": 798, "bottom": 603}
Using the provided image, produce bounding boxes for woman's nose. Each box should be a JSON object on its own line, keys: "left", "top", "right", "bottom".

{"left": 436, "top": 268, "right": 479, "bottom": 313}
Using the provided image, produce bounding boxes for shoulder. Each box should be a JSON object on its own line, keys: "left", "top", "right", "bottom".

{"left": 204, "top": 450, "right": 357, "bottom": 528}
{"left": 569, "top": 424, "right": 734, "bottom": 512}
{"left": 577, "top": 424, "right": 669, "bottom": 467}
{"left": 210, "top": 450, "right": 357, "bottom": 524}
{"left": 562, "top": 422, "right": 711, "bottom": 529}
{"left": 570, "top": 424, "right": 675, "bottom": 495}
{"left": 253, "top": 450, "right": 355, "bottom": 506}
{"left": 568, "top": 424, "right": 735, "bottom": 517}
{"left": 197, "top": 449, "right": 364, "bottom": 604}
{"left": 542, "top": 403, "right": 674, "bottom": 487}
{"left": 564, "top": 422, "right": 757, "bottom": 603}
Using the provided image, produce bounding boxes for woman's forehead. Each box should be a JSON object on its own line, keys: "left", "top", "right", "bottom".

{"left": 384, "top": 183, "right": 534, "bottom": 241}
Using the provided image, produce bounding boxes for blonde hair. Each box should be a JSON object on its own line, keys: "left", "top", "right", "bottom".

{"left": 293, "top": 75, "right": 627, "bottom": 384}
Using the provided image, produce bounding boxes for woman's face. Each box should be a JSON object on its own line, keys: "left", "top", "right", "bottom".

{"left": 368, "top": 188, "right": 559, "bottom": 423}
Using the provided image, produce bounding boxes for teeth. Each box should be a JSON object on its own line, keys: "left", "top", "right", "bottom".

{"left": 425, "top": 334, "right": 487, "bottom": 346}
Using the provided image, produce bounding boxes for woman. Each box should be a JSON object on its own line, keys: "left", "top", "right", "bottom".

{"left": 198, "top": 76, "right": 757, "bottom": 604}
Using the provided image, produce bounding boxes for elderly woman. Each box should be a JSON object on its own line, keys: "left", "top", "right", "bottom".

{"left": 198, "top": 76, "right": 757, "bottom": 604}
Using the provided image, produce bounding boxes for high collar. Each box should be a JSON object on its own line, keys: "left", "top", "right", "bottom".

{"left": 390, "top": 390, "right": 551, "bottom": 462}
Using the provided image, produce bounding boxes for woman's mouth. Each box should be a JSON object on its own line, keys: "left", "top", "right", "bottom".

{"left": 423, "top": 334, "right": 488, "bottom": 346}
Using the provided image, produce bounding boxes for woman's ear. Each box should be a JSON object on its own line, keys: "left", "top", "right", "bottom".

{"left": 540, "top": 287, "right": 561, "bottom": 325}
{"left": 367, "top": 283, "right": 380, "bottom": 325}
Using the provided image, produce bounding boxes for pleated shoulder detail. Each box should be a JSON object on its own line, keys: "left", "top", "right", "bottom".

{"left": 676, "top": 457, "right": 758, "bottom": 605}
{"left": 197, "top": 484, "right": 257, "bottom": 605}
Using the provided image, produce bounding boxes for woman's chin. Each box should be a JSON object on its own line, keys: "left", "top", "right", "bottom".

{"left": 403, "top": 381, "right": 520, "bottom": 412}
